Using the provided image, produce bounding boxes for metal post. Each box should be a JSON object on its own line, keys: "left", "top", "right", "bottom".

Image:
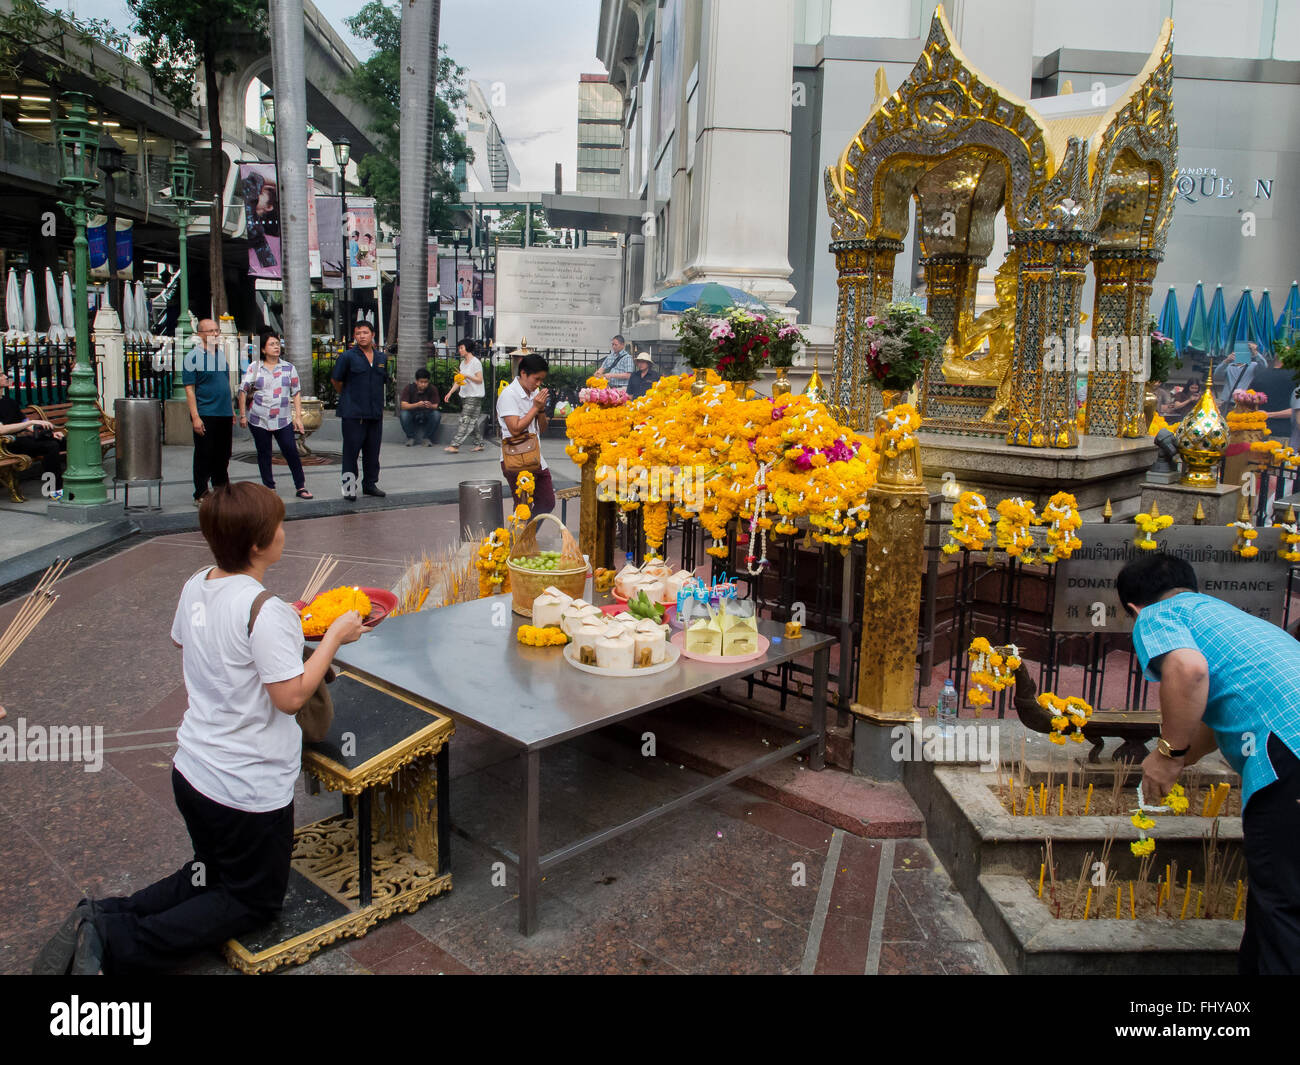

{"left": 170, "top": 200, "right": 190, "bottom": 401}
{"left": 340, "top": 184, "right": 351, "bottom": 337}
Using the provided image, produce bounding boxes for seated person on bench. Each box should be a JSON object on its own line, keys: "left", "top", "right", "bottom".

{"left": 0, "top": 367, "right": 64, "bottom": 499}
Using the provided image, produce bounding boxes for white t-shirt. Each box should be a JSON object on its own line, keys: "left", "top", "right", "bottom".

{"left": 497, "top": 378, "right": 548, "bottom": 470}
{"left": 458, "top": 356, "right": 485, "bottom": 398}
{"left": 170, "top": 569, "right": 307, "bottom": 812}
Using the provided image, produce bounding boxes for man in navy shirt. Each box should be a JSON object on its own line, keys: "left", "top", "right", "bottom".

{"left": 331, "top": 320, "right": 388, "bottom": 500}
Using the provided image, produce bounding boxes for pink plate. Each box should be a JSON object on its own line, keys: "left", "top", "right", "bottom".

{"left": 670, "top": 630, "right": 769, "bottom": 665}
{"left": 295, "top": 587, "right": 399, "bottom": 641}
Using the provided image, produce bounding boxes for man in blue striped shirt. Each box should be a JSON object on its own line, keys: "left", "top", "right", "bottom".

{"left": 1119, "top": 552, "right": 1300, "bottom": 974}
{"left": 596, "top": 334, "right": 633, "bottom": 385}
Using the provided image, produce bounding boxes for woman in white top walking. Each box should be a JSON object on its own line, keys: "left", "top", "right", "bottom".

{"left": 444, "top": 339, "right": 486, "bottom": 452}
{"left": 33, "top": 483, "right": 362, "bottom": 975}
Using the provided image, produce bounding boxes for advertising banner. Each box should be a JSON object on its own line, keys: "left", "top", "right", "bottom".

{"left": 307, "top": 181, "right": 321, "bottom": 278}
{"left": 88, "top": 216, "right": 133, "bottom": 279}
{"left": 316, "top": 195, "right": 344, "bottom": 291}
{"left": 345, "top": 198, "right": 378, "bottom": 288}
{"left": 482, "top": 275, "right": 495, "bottom": 317}
{"left": 427, "top": 238, "right": 439, "bottom": 302}
{"left": 438, "top": 257, "right": 455, "bottom": 310}
{"left": 240, "top": 162, "right": 281, "bottom": 278}
{"left": 456, "top": 261, "right": 474, "bottom": 312}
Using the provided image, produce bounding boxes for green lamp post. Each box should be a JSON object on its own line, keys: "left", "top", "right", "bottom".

{"left": 168, "top": 146, "right": 196, "bottom": 401}
{"left": 54, "top": 91, "right": 109, "bottom": 507}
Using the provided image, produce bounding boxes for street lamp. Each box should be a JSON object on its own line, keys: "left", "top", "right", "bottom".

{"left": 97, "top": 132, "right": 126, "bottom": 317}
{"left": 336, "top": 136, "right": 352, "bottom": 339}
{"left": 168, "top": 146, "right": 196, "bottom": 402}
{"left": 53, "top": 91, "right": 109, "bottom": 509}
{"left": 261, "top": 90, "right": 275, "bottom": 133}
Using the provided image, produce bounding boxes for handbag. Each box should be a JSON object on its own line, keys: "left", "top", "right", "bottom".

{"left": 501, "top": 430, "right": 542, "bottom": 476}
{"left": 248, "top": 589, "right": 334, "bottom": 743}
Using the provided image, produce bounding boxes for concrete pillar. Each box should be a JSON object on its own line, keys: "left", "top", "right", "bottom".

{"left": 681, "top": 0, "right": 796, "bottom": 311}
{"left": 1085, "top": 250, "right": 1160, "bottom": 438}
{"left": 94, "top": 302, "right": 124, "bottom": 408}
{"left": 828, "top": 238, "right": 903, "bottom": 431}
{"left": 1005, "top": 230, "right": 1096, "bottom": 448}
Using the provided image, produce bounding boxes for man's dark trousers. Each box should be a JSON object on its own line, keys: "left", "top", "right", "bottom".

{"left": 1238, "top": 733, "right": 1300, "bottom": 974}
{"left": 341, "top": 417, "right": 382, "bottom": 493}
{"left": 193, "top": 416, "right": 233, "bottom": 499}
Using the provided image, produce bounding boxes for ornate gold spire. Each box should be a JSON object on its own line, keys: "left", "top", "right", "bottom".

{"left": 1173, "top": 360, "right": 1229, "bottom": 487}
{"left": 803, "top": 354, "right": 827, "bottom": 405}
{"left": 1194, "top": 501, "right": 1205, "bottom": 524}
{"left": 1103, "top": 498, "right": 1113, "bottom": 522}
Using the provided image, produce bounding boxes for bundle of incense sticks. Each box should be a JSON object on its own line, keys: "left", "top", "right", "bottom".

{"left": 299, "top": 554, "right": 339, "bottom": 605}
{"left": 0, "top": 558, "right": 69, "bottom": 671}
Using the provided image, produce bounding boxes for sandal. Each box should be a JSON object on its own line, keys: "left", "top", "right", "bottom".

{"left": 296, "top": 489, "right": 314, "bottom": 500}
{"left": 472, "top": 445, "right": 485, "bottom": 452}
{"left": 444, "top": 446, "right": 459, "bottom": 453}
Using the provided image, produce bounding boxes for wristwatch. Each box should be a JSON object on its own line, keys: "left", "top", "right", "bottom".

{"left": 1156, "top": 737, "right": 1190, "bottom": 759}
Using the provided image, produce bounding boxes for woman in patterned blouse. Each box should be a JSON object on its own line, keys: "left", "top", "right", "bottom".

{"left": 238, "top": 329, "right": 313, "bottom": 499}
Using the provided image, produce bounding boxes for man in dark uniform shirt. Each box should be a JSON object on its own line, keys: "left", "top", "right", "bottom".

{"left": 331, "top": 320, "right": 389, "bottom": 500}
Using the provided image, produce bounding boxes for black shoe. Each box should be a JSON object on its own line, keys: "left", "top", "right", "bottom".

{"left": 343, "top": 492, "right": 358, "bottom": 503}
{"left": 362, "top": 486, "right": 386, "bottom": 498}
{"left": 70, "top": 910, "right": 105, "bottom": 975}
{"left": 32, "top": 900, "right": 90, "bottom": 975}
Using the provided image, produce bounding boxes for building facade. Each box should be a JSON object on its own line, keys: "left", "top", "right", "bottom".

{"left": 577, "top": 74, "right": 624, "bottom": 195}
{"left": 457, "top": 80, "right": 521, "bottom": 194}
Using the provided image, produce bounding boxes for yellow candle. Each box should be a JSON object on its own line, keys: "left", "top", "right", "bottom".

{"left": 1008, "top": 776, "right": 1015, "bottom": 814}
{"left": 1200, "top": 788, "right": 1212, "bottom": 817}
{"left": 1058, "top": 783, "right": 1064, "bottom": 816}
{"left": 1116, "top": 883, "right": 1122, "bottom": 919}
{"left": 1083, "top": 782, "right": 1093, "bottom": 815}
{"left": 1039, "top": 783, "right": 1046, "bottom": 813}
{"left": 1084, "top": 887, "right": 1093, "bottom": 919}
{"left": 1038, "top": 863, "right": 1046, "bottom": 898}
{"left": 1129, "top": 881, "right": 1136, "bottom": 920}
{"left": 1180, "top": 871, "right": 1192, "bottom": 919}
{"left": 1232, "top": 880, "right": 1244, "bottom": 921}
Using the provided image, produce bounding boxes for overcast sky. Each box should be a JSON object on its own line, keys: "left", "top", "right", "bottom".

{"left": 80, "top": 0, "right": 604, "bottom": 191}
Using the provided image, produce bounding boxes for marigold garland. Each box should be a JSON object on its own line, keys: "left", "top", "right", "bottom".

{"left": 1040, "top": 491, "right": 1083, "bottom": 562}
{"left": 1226, "top": 410, "right": 1269, "bottom": 433}
{"left": 876, "top": 402, "right": 921, "bottom": 459}
{"left": 995, "top": 497, "right": 1038, "bottom": 559}
{"left": 1037, "top": 691, "right": 1092, "bottom": 744}
{"left": 1273, "top": 517, "right": 1300, "bottom": 562}
{"left": 1148, "top": 412, "right": 1172, "bottom": 436}
{"left": 1228, "top": 519, "right": 1259, "bottom": 558}
{"left": 966, "top": 636, "right": 1020, "bottom": 712}
{"left": 942, "top": 491, "right": 992, "bottom": 555}
{"left": 1129, "top": 782, "right": 1187, "bottom": 856}
{"left": 301, "top": 586, "right": 372, "bottom": 637}
{"left": 516, "top": 624, "right": 569, "bottom": 647}
{"left": 1134, "top": 508, "right": 1173, "bottom": 550}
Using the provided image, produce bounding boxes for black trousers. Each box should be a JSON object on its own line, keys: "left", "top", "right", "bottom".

{"left": 340, "top": 417, "right": 382, "bottom": 492}
{"left": 8, "top": 435, "right": 62, "bottom": 488}
{"left": 1239, "top": 733, "right": 1300, "bottom": 974}
{"left": 249, "top": 423, "right": 307, "bottom": 491}
{"left": 192, "top": 415, "right": 233, "bottom": 499}
{"left": 93, "top": 767, "right": 293, "bottom": 975}
{"left": 500, "top": 463, "right": 555, "bottom": 515}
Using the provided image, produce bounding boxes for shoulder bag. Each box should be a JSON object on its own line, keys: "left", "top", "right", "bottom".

{"left": 248, "top": 589, "right": 334, "bottom": 743}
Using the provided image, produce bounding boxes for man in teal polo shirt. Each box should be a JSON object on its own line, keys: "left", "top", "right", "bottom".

{"left": 183, "top": 318, "right": 234, "bottom": 506}
{"left": 1118, "top": 552, "right": 1300, "bottom": 974}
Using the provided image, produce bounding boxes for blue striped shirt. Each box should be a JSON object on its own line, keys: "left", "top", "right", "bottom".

{"left": 1132, "top": 591, "right": 1300, "bottom": 808}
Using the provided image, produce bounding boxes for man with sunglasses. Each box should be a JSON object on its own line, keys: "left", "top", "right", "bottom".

{"left": 1117, "top": 552, "right": 1300, "bottom": 974}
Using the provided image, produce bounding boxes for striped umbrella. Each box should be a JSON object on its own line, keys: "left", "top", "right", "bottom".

{"left": 650, "top": 282, "right": 771, "bottom": 314}
{"left": 1155, "top": 286, "right": 1183, "bottom": 353}
{"left": 1207, "top": 284, "right": 1229, "bottom": 357}
{"left": 1183, "top": 281, "right": 1210, "bottom": 354}
{"left": 1278, "top": 282, "right": 1300, "bottom": 341}
{"left": 1256, "top": 289, "right": 1277, "bottom": 356}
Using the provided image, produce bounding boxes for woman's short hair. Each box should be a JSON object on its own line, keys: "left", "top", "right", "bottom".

{"left": 1115, "top": 552, "right": 1198, "bottom": 611}
{"left": 257, "top": 327, "right": 280, "bottom": 357}
{"left": 518, "top": 353, "right": 549, "bottom": 376}
{"left": 199, "top": 483, "right": 285, "bottom": 572}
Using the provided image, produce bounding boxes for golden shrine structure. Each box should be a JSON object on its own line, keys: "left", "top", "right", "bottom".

{"left": 823, "top": 6, "right": 1181, "bottom": 515}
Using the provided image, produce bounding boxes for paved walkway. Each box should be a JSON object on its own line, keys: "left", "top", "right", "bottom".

{"left": 0, "top": 413, "right": 577, "bottom": 590}
{"left": 0, "top": 504, "right": 1001, "bottom": 975}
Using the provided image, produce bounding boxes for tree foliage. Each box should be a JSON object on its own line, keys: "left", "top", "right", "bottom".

{"left": 0, "top": 0, "right": 135, "bottom": 87}
{"left": 492, "top": 207, "right": 557, "bottom": 247}
{"left": 340, "top": 0, "right": 470, "bottom": 232}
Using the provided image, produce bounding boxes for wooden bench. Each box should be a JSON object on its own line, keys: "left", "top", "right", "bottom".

{"left": 1013, "top": 664, "right": 1159, "bottom": 764}
{"left": 0, "top": 441, "right": 32, "bottom": 502}
{"left": 26, "top": 402, "right": 116, "bottom": 460}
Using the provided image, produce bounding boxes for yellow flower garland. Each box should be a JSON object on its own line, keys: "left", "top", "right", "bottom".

{"left": 1037, "top": 691, "right": 1092, "bottom": 744}
{"left": 876, "top": 403, "right": 921, "bottom": 458}
{"left": 516, "top": 624, "right": 569, "bottom": 647}
{"left": 966, "top": 636, "right": 1020, "bottom": 711}
{"left": 995, "top": 497, "right": 1037, "bottom": 559}
{"left": 301, "top": 587, "right": 372, "bottom": 637}
{"left": 1226, "top": 410, "right": 1268, "bottom": 432}
{"left": 1148, "top": 412, "right": 1172, "bottom": 436}
{"left": 1228, "top": 519, "right": 1259, "bottom": 558}
{"left": 942, "top": 491, "right": 993, "bottom": 555}
{"left": 1040, "top": 491, "right": 1083, "bottom": 562}
{"left": 1273, "top": 519, "right": 1300, "bottom": 562}
{"left": 1134, "top": 508, "right": 1173, "bottom": 550}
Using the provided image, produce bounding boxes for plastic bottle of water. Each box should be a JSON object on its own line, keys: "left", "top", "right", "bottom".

{"left": 937, "top": 679, "right": 959, "bottom": 730}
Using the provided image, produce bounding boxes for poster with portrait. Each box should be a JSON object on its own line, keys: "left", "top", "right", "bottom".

{"left": 438, "top": 257, "right": 455, "bottom": 311}
{"left": 427, "top": 238, "right": 439, "bottom": 302}
{"left": 241, "top": 162, "right": 281, "bottom": 279}
{"left": 482, "top": 275, "right": 495, "bottom": 318}
{"left": 456, "top": 261, "right": 474, "bottom": 312}
{"left": 345, "top": 198, "right": 377, "bottom": 288}
{"left": 316, "top": 195, "right": 344, "bottom": 290}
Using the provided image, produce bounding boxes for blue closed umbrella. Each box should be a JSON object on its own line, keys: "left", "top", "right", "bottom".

{"left": 1183, "top": 281, "right": 1210, "bottom": 354}
{"left": 1225, "top": 288, "right": 1260, "bottom": 350}
{"left": 1207, "top": 285, "right": 1229, "bottom": 357}
{"left": 1256, "top": 289, "right": 1277, "bottom": 356}
{"left": 1155, "top": 286, "right": 1183, "bottom": 353}
{"left": 1278, "top": 282, "right": 1300, "bottom": 341}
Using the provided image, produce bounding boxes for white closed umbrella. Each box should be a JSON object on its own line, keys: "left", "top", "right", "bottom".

{"left": 4, "top": 269, "right": 23, "bottom": 342}
{"left": 134, "top": 281, "right": 151, "bottom": 343}
{"left": 121, "top": 280, "right": 136, "bottom": 343}
{"left": 44, "top": 269, "right": 66, "bottom": 344}
{"left": 62, "top": 273, "right": 75, "bottom": 343}
{"left": 22, "top": 270, "right": 38, "bottom": 343}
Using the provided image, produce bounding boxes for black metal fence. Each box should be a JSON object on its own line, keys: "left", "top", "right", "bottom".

{"left": 0, "top": 340, "right": 87, "bottom": 407}
{"left": 123, "top": 341, "right": 174, "bottom": 400}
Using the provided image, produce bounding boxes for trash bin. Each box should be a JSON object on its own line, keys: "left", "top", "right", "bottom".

{"left": 459, "top": 479, "right": 504, "bottom": 543}
{"left": 114, "top": 398, "right": 162, "bottom": 483}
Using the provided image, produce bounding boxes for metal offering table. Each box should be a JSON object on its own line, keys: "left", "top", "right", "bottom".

{"left": 224, "top": 672, "right": 454, "bottom": 973}
{"left": 333, "top": 595, "right": 833, "bottom": 935}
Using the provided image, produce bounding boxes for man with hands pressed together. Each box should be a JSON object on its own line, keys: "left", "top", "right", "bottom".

{"left": 1117, "top": 552, "right": 1300, "bottom": 974}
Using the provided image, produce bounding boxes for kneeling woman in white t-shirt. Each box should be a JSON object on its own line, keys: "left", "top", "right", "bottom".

{"left": 36, "top": 482, "right": 363, "bottom": 975}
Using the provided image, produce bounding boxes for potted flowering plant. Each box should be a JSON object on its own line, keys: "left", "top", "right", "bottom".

{"left": 860, "top": 303, "right": 944, "bottom": 392}
{"left": 709, "top": 307, "right": 782, "bottom": 384}
{"left": 673, "top": 308, "right": 718, "bottom": 371}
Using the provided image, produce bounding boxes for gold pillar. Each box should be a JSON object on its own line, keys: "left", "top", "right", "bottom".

{"left": 829, "top": 237, "right": 904, "bottom": 431}
{"left": 851, "top": 413, "right": 928, "bottom": 723}
{"left": 1084, "top": 249, "right": 1160, "bottom": 437}
{"left": 580, "top": 459, "right": 612, "bottom": 570}
{"left": 918, "top": 254, "right": 985, "bottom": 422}
{"left": 1005, "top": 229, "right": 1097, "bottom": 448}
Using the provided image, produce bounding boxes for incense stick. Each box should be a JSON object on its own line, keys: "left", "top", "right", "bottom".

{"left": 299, "top": 554, "right": 339, "bottom": 605}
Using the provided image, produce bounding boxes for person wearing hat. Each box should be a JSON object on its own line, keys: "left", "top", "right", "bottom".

{"left": 626, "top": 350, "right": 660, "bottom": 399}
